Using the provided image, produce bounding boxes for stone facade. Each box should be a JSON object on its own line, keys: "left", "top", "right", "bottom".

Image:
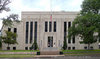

{"left": 1, "top": 11, "right": 99, "bottom": 50}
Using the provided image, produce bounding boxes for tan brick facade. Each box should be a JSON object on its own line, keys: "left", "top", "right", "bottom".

{"left": 1, "top": 11, "right": 99, "bottom": 50}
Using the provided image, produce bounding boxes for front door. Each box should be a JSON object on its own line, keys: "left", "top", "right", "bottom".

{"left": 48, "top": 36, "right": 53, "bottom": 47}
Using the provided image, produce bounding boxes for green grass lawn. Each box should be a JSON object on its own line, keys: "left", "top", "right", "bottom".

{"left": 0, "top": 50, "right": 39, "bottom": 52}
{"left": 62, "top": 49, "right": 100, "bottom": 52}
{"left": 0, "top": 50, "right": 38, "bottom": 58}
{"left": 62, "top": 50, "right": 100, "bottom": 56}
{"left": 0, "top": 54, "right": 35, "bottom": 58}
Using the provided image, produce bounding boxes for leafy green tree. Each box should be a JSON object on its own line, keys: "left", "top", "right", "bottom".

{"left": 68, "top": 0, "right": 100, "bottom": 50}
{"left": 31, "top": 40, "right": 38, "bottom": 50}
{"left": 33, "top": 40, "right": 38, "bottom": 50}
{"left": 0, "top": 30, "right": 18, "bottom": 48}
{"left": 63, "top": 37, "right": 67, "bottom": 50}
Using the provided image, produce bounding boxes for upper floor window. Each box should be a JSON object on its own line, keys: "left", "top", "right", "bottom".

{"left": 34, "top": 22, "right": 37, "bottom": 43}
{"left": 8, "top": 28, "right": 11, "bottom": 32}
{"left": 49, "top": 22, "right": 52, "bottom": 32}
{"left": 68, "top": 22, "right": 71, "bottom": 28}
{"left": 64, "top": 22, "right": 67, "bottom": 32}
{"left": 72, "top": 36, "right": 75, "bottom": 43}
{"left": 25, "top": 22, "right": 29, "bottom": 44}
{"left": 30, "top": 22, "right": 33, "bottom": 43}
{"left": 45, "top": 21, "right": 48, "bottom": 32}
{"left": 54, "top": 21, "right": 56, "bottom": 32}
{"left": 14, "top": 28, "right": 17, "bottom": 33}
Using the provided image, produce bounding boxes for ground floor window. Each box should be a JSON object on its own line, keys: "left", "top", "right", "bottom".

{"left": 25, "top": 47, "right": 28, "bottom": 50}
{"left": 84, "top": 46, "right": 87, "bottom": 50}
{"left": 90, "top": 46, "right": 93, "bottom": 50}
{"left": 7, "top": 47, "right": 10, "bottom": 50}
{"left": 30, "top": 47, "right": 32, "bottom": 50}
{"left": 13, "top": 47, "right": 16, "bottom": 50}
{"left": 68, "top": 47, "right": 71, "bottom": 50}
{"left": 99, "top": 45, "right": 100, "bottom": 49}
{"left": 72, "top": 47, "right": 75, "bottom": 50}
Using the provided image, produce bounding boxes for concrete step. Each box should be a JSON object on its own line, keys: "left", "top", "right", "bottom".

{"left": 40, "top": 51, "right": 60, "bottom": 55}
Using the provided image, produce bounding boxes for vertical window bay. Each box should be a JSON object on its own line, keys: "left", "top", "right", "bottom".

{"left": 30, "top": 22, "right": 33, "bottom": 43}
{"left": 45, "top": 21, "right": 48, "bottom": 32}
{"left": 34, "top": 22, "right": 37, "bottom": 43}
{"left": 49, "top": 22, "right": 52, "bottom": 32}
{"left": 25, "top": 22, "right": 29, "bottom": 44}
{"left": 54, "top": 21, "right": 56, "bottom": 32}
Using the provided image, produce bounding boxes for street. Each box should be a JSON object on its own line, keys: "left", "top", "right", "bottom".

{"left": 0, "top": 56, "right": 100, "bottom": 59}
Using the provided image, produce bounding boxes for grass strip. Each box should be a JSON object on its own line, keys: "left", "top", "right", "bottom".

{"left": 0, "top": 54, "right": 35, "bottom": 58}
{"left": 0, "top": 50, "right": 39, "bottom": 52}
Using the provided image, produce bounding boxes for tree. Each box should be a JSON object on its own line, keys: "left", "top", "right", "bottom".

{"left": 0, "top": 0, "right": 10, "bottom": 13}
{"left": 0, "top": 30, "right": 18, "bottom": 48}
{"left": 68, "top": 0, "right": 100, "bottom": 50}
{"left": 33, "top": 40, "right": 38, "bottom": 50}
{"left": 2, "top": 14, "right": 19, "bottom": 27}
{"left": 0, "top": 0, "right": 19, "bottom": 28}
{"left": 63, "top": 37, "right": 67, "bottom": 50}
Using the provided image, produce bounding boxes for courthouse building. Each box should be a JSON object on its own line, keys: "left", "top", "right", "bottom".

{"left": 1, "top": 11, "right": 99, "bottom": 50}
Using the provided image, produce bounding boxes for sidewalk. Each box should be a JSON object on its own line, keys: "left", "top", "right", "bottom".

{"left": 34, "top": 55, "right": 65, "bottom": 58}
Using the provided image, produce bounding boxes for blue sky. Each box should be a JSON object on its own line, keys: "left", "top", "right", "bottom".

{"left": 0, "top": 0, "right": 84, "bottom": 30}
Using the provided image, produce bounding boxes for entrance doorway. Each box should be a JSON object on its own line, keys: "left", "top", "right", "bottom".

{"left": 48, "top": 36, "right": 53, "bottom": 47}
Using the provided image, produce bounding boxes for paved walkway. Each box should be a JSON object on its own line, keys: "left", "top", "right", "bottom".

{"left": 34, "top": 55, "right": 64, "bottom": 58}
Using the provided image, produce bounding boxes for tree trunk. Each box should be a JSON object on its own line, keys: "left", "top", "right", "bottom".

{"left": 7, "top": 43, "right": 10, "bottom": 50}
{"left": 88, "top": 43, "right": 90, "bottom": 50}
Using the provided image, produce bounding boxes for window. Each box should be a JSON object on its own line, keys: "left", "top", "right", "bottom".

{"left": 30, "top": 22, "right": 33, "bottom": 43}
{"left": 25, "top": 22, "right": 29, "bottom": 44}
{"left": 13, "top": 47, "right": 16, "bottom": 50}
{"left": 64, "top": 22, "right": 67, "bottom": 32}
{"left": 68, "top": 47, "right": 71, "bottom": 50}
{"left": 14, "top": 28, "right": 17, "bottom": 40}
{"left": 30, "top": 47, "right": 32, "bottom": 50}
{"left": 72, "top": 36, "right": 75, "bottom": 43}
{"left": 25, "top": 47, "right": 28, "bottom": 50}
{"left": 84, "top": 46, "right": 87, "bottom": 50}
{"left": 72, "top": 47, "right": 75, "bottom": 50}
{"left": 7, "top": 47, "right": 10, "bottom": 50}
{"left": 68, "top": 39, "right": 71, "bottom": 44}
{"left": 68, "top": 22, "right": 71, "bottom": 44}
{"left": 8, "top": 28, "right": 11, "bottom": 31}
{"left": 49, "top": 22, "right": 52, "bottom": 32}
{"left": 64, "top": 22, "right": 67, "bottom": 44}
{"left": 45, "top": 21, "right": 48, "bottom": 32}
{"left": 99, "top": 45, "right": 100, "bottom": 49}
{"left": 68, "top": 22, "right": 71, "bottom": 28}
{"left": 34, "top": 22, "right": 37, "bottom": 43}
{"left": 54, "top": 21, "right": 56, "bottom": 32}
{"left": 14, "top": 28, "right": 17, "bottom": 33}
{"left": 90, "top": 46, "right": 93, "bottom": 50}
